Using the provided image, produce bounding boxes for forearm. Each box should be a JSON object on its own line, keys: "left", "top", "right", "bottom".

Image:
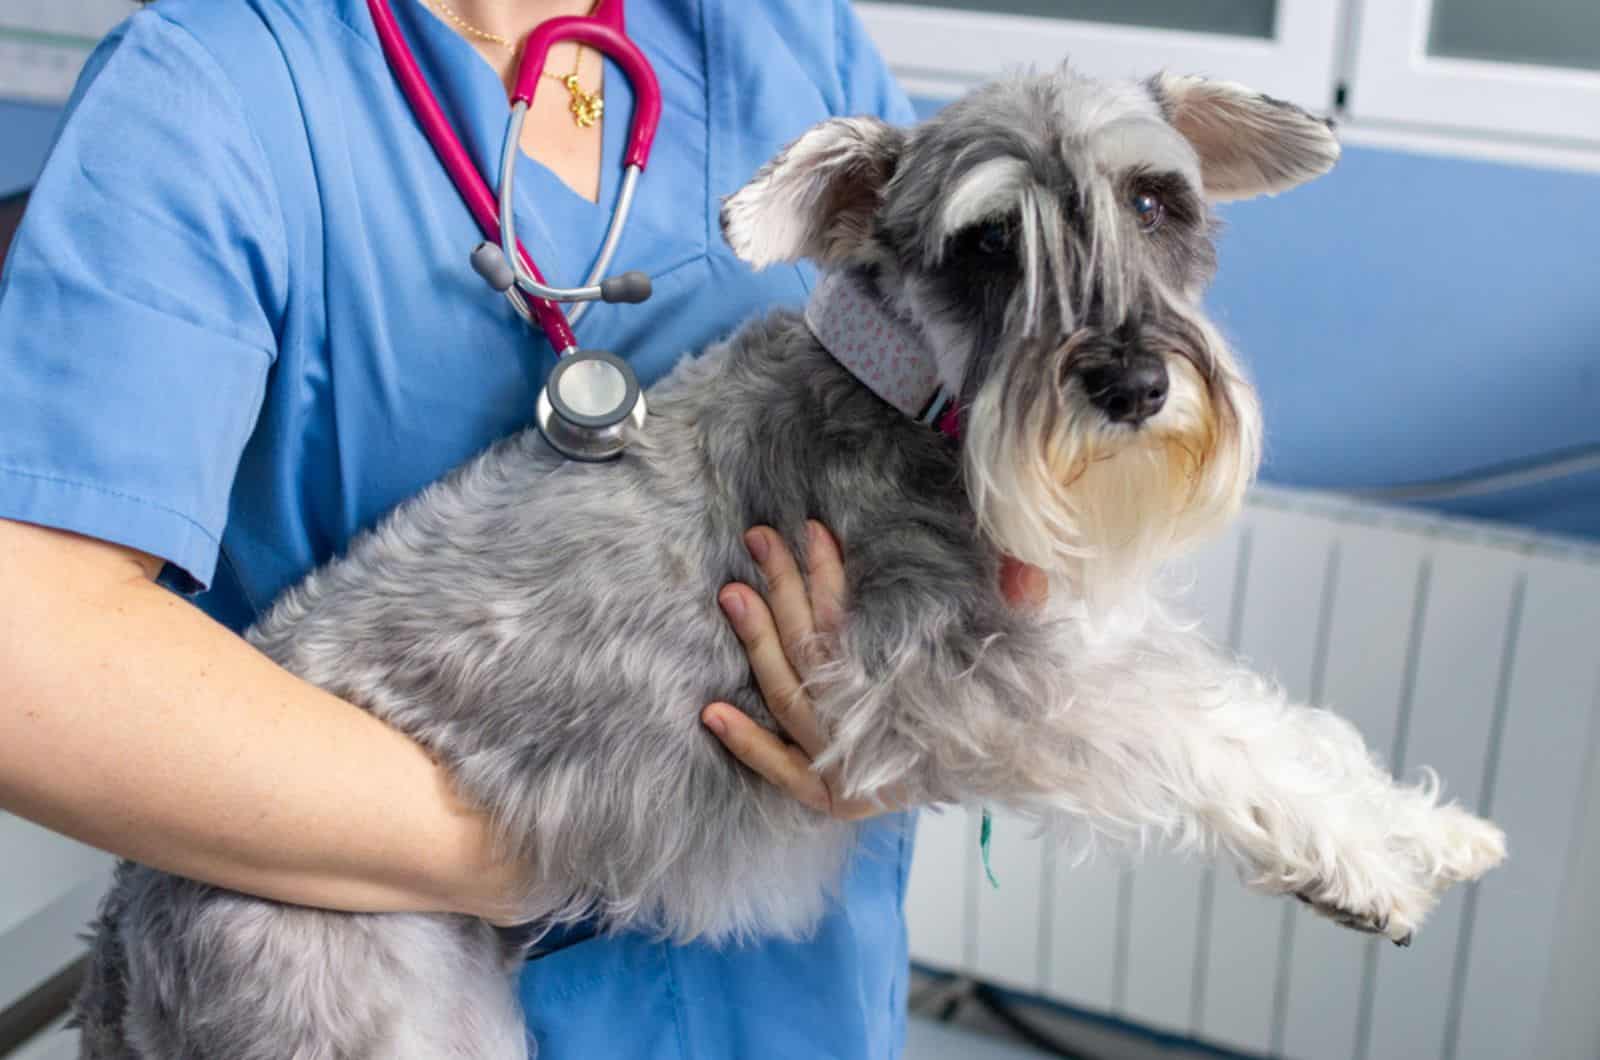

{"left": 0, "top": 520, "right": 516, "bottom": 919}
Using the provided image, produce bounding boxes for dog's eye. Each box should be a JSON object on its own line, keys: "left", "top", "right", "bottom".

{"left": 1132, "top": 191, "right": 1165, "bottom": 231}
{"left": 976, "top": 220, "right": 1011, "bottom": 255}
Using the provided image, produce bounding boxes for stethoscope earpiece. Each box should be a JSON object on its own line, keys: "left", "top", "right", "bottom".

{"left": 470, "top": 243, "right": 652, "bottom": 306}
{"left": 536, "top": 349, "right": 647, "bottom": 462}
{"left": 470, "top": 242, "right": 517, "bottom": 294}
{"left": 600, "top": 271, "right": 652, "bottom": 304}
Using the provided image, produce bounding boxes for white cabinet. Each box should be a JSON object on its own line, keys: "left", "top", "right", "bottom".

{"left": 1348, "top": 0, "right": 1600, "bottom": 146}
{"left": 857, "top": 0, "right": 1600, "bottom": 168}
{"left": 856, "top": 0, "right": 1344, "bottom": 112}
{"left": 0, "top": 0, "right": 133, "bottom": 103}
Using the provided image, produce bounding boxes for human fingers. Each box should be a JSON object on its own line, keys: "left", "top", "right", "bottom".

{"left": 744, "top": 527, "right": 816, "bottom": 659}
{"left": 701, "top": 704, "right": 832, "bottom": 813}
{"left": 718, "top": 584, "right": 826, "bottom": 757}
{"left": 701, "top": 704, "right": 893, "bottom": 822}
{"left": 999, "top": 556, "right": 1049, "bottom": 610}
{"left": 804, "top": 520, "right": 847, "bottom": 636}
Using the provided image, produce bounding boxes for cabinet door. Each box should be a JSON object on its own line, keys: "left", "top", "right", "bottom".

{"left": 855, "top": 0, "right": 1344, "bottom": 112}
{"left": 0, "top": 0, "right": 132, "bottom": 102}
{"left": 1349, "top": 0, "right": 1600, "bottom": 145}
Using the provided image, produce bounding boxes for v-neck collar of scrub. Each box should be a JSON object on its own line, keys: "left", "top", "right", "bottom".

{"left": 389, "top": 0, "right": 629, "bottom": 292}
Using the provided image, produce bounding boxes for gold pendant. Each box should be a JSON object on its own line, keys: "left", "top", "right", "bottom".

{"left": 563, "top": 74, "right": 603, "bottom": 129}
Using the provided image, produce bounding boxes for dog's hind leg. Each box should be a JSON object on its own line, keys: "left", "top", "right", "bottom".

{"left": 99, "top": 867, "right": 528, "bottom": 1060}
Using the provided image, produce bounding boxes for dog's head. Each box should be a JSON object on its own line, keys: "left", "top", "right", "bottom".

{"left": 721, "top": 68, "right": 1338, "bottom": 588}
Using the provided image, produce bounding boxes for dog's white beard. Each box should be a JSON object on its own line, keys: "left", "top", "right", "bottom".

{"left": 966, "top": 357, "right": 1257, "bottom": 610}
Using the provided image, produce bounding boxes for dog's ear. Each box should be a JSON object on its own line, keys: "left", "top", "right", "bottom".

{"left": 720, "top": 117, "right": 905, "bottom": 269}
{"left": 1150, "top": 74, "right": 1339, "bottom": 202}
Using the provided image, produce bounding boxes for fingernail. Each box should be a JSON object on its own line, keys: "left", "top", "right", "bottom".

{"left": 745, "top": 529, "right": 769, "bottom": 564}
{"left": 703, "top": 709, "right": 728, "bottom": 737}
{"left": 719, "top": 588, "right": 746, "bottom": 622}
{"left": 1000, "top": 556, "right": 1050, "bottom": 611}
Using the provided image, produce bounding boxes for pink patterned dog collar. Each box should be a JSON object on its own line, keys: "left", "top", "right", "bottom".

{"left": 805, "top": 271, "right": 959, "bottom": 438}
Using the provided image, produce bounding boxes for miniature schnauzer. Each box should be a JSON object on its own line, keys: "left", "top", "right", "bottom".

{"left": 74, "top": 67, "right": 1505, "bottom": 1059}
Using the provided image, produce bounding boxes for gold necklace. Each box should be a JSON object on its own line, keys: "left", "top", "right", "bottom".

{"left": 542, "top": 54, "right": 604, "bottom": 129}
{"left": 425, "top": 0, "right": 514, "bottom": 47}
{"left": 422, "top": 0, "right": 603, "bottom": 128}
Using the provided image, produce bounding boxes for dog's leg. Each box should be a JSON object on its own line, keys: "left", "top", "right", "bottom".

{"left": 101, "top": 866, "right": 529, "bottom": 1060}
{"left": 1030, "top": 614, "right": 1505, "bottom": 943}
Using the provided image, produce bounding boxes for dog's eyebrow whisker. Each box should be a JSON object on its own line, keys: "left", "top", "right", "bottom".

{"left": 1017, "top": 186, "right": 1046, "bottom": 335}
{"left": 1038, "top": 196, "right": 1073, "bottom": 334}
{"left": 940, "top": 156, "right": 1030, "bottom": 239}
{"left": 1069, "top": 177, "right": 1115, "bottom": 324}
{"left": 1090, "top": 179, "right": 1132, "bottom": 324}
{"left": 1007, "top": 185, "right": 1068, "bottom": 337}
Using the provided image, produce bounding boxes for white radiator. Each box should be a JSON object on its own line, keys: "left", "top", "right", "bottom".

{"left": 905, "top": 485, "right": 1600, "bottom": 1060}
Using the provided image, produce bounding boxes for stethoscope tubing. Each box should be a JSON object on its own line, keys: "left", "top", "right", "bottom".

{"left": 366, "top": 0, "right": 661, "bottom": 355}
{"left": 496, "top": 102, "right": 642, "bottom": 327}
{"left": 511, "top": 11, "right": 661, "bottom": 169}
{"left": 570, "top": 165, "right": 641, "bottom": 326}
{"left": 366, "top": 0, "right": 578, "bottom": 352}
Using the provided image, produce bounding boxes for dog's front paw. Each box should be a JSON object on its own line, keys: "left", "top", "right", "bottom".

{"left": 1293, "top": 803, "right": 1505, "bottom": 947}
{"left": 1293, "top": 882, "right": 1431, "bottom": 946}
{"left": 1272, "top": 846, "right": 1432, "bottom": 945}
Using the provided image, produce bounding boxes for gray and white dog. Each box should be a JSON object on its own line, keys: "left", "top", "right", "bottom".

{"left": 75, "top": 67, "right": 1505, "bottom": 1059}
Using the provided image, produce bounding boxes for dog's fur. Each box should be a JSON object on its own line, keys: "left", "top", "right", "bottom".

{"left": 73, "top": 68, "right": 1505, "bottom": 1059}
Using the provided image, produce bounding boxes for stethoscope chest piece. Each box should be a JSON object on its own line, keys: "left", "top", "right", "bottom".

{"left": 536, "top": 349, "right": 647, "bottom": 461}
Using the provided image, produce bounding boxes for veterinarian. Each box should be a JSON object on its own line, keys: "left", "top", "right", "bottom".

{"left": 0, "top": 0, "right": 926, "bottom": 1054}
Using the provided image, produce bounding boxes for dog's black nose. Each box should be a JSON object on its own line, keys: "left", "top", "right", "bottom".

{"left": 1081, "top": 351, "right": 1169, "bottom": 426}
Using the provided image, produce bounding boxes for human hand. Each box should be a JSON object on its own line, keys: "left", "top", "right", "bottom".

{"left": 701, "top": 521, "right": 903, "bottom": 821}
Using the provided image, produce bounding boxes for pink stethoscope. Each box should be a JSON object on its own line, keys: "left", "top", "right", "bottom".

{"left": 368, "top": 0, "right": 663, "bottom": 460}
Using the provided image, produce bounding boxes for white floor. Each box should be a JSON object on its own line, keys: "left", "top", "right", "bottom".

{"left": 906, "top": 1017, "right": 1050, "bottom": 1060}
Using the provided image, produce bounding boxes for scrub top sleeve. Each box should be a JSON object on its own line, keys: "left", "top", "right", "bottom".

{"left": 832, "top": 0, "right": 918, "bottom": 126}
{"left": 0, "top": 11, "right": 288, "bottom": 593}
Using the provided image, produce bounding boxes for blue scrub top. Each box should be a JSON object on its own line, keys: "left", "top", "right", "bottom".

{"left": 0, "top": 0, "right": 920, "bottom": 1056}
